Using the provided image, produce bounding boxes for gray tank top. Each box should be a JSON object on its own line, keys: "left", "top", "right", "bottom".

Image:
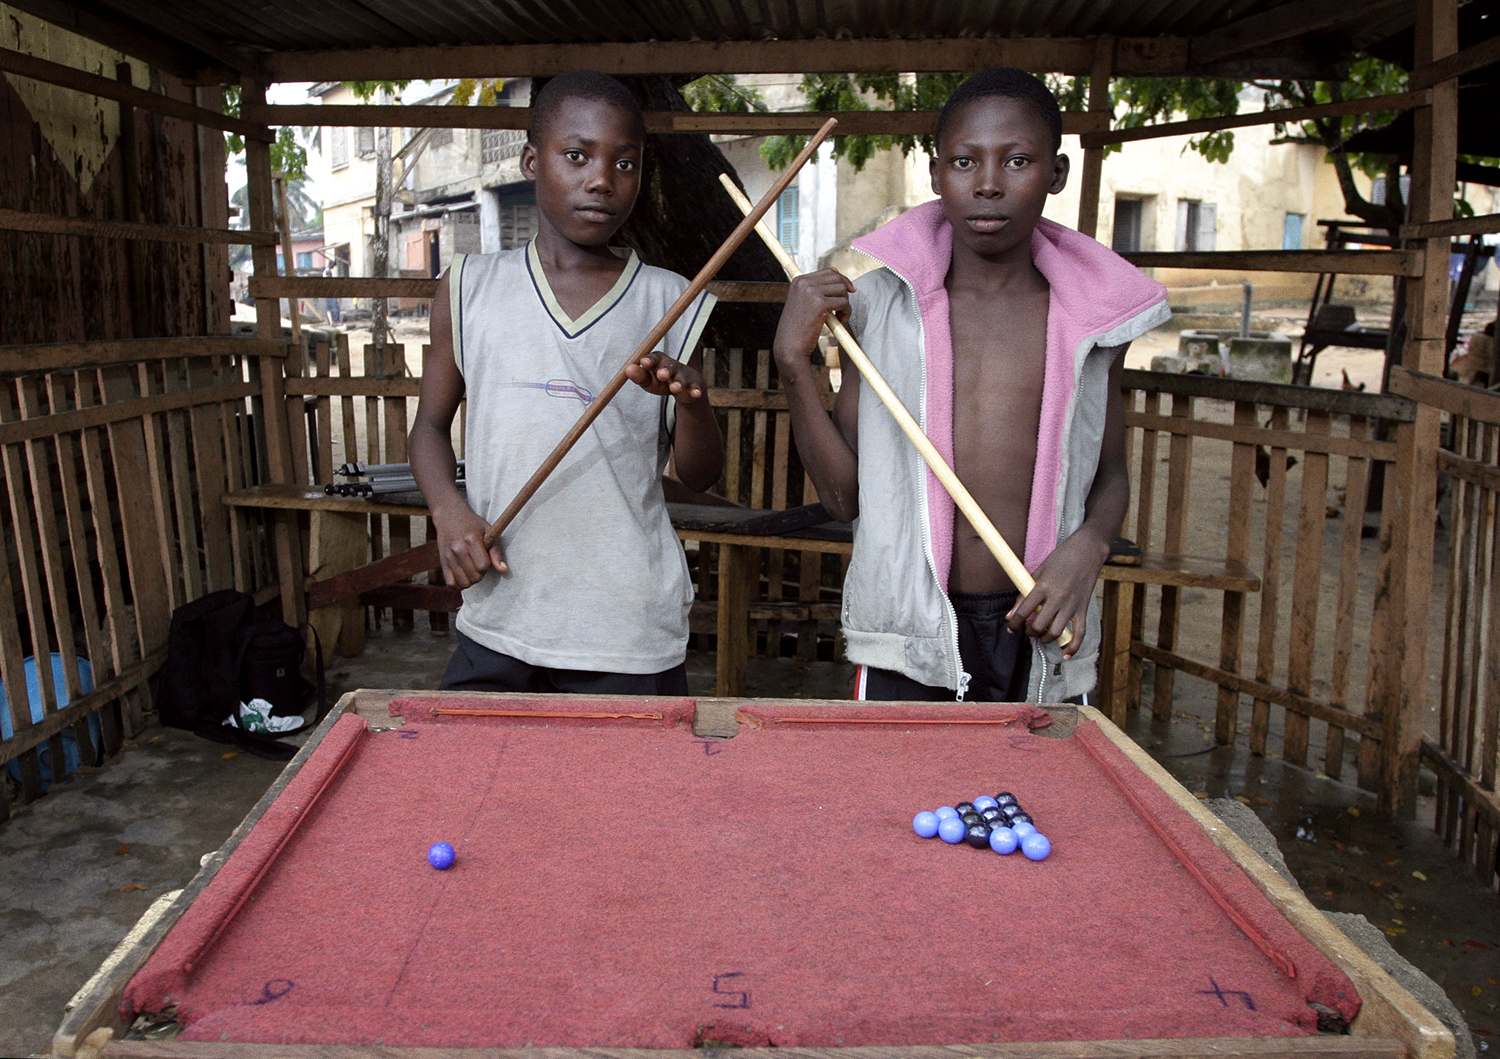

{"left": 449, "top": 243, "right": 715, "bottom": 673}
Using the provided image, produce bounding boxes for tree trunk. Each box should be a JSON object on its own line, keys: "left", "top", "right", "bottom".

{"left": 611, "top": 75, "right": 788, "bottom": 353}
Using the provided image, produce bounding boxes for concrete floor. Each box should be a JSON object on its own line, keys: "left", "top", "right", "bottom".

{"left": 1, "top": 623, "right": 1495, "bottom": 1057}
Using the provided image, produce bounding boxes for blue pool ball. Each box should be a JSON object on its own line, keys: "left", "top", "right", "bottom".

{"left": 988, "top": 826, "right": 1019, "bottom": 855}
{"left": 913, "top": 811, "right": 941, "bottom": 838}
{"left": 937, "top": 816, "right": 967, "bottom": 844}
{"left": 973, "top": 795, "right": 999, "bottom": 812}
{"left": 1021, "top": 833, "right": 1052, "bottom": 861}
{"left": 427, "top": 842, "right": 456, "bottom": 870}
{"left": 1011, "top": 821, "right": 1038, "bottom": 839}
{"left": 935, "top": 806, "right": 960, "bottom": 821}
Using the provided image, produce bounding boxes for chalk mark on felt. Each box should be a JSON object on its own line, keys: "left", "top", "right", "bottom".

{"left": 244, "top": 979, "right": 294, "bottom": 1006}
{"left": 1197, "top": 976, "right": 1256, "bottom": 1011}
{"left": 693, "top": 740, "right": 723, "bottom": 756}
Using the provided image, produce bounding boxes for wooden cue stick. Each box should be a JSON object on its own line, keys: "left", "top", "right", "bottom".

{"left": 478, "top": 117, "right": 839, "bottom": 548}
{"left": 718, "top": 174, "right": 1073, "bottom": 649}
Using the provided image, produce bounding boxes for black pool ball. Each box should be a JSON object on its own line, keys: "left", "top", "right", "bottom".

{"left": 955, "top": 801, "right": 976, "bottom": 816}
{"left": 964, "top": 823, "right": 992, "bottom": 848}
{"left": 1011, "top": 812, "right": 1034, "bottom": 826}
{"left": 980, "top": 807, "right": 1003, "bottom": 823}
{"left": 960, "top": 811, "right": 983, "bottom": 827}
{"left": 995, "top": 792, "right": 1018, "bottom": 807}
{"left": 1000, "top": 804, "right": 1023, "bottom": 821}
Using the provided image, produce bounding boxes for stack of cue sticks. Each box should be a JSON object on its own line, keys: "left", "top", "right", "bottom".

{"left": 715, "top": 174, "right": 1072, "bottom": 650}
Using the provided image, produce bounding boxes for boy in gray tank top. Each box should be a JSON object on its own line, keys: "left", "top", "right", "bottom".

{"left": 409, "top": 72, "right": 723, "bottom": 695}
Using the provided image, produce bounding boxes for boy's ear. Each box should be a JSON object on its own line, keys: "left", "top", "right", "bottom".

{"left": 519, "top": 141, "right": 538, "bottom": 182}
{"left": 1049, "top": 152, "right": 1070, "bottom": 195}
{"left": 929, "top": 153, "right": 940, "bottom": 196}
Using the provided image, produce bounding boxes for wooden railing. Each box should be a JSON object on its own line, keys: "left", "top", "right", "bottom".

{"left": 1387, "top": 367, "right": 1500, "bottom": 889}
{"left": 693, "top": 347, "right": 844, "bottom": 661}
{"left": 0, "top": 339, "right": 285, "bottom": 818}
{"left": 1118, "top": 369, "right": 1416, "bottom": 787}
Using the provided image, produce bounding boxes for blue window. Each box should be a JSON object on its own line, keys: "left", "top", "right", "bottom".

{"left": 776, "top": 186, "right": 800, "bottom": 254}
{"left": 1282, "top": 213, "right": 1304, "bottom": 250}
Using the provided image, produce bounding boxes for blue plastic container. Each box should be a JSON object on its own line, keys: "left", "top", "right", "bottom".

{"left": 1, "top": 654, "right": 98, "bottom": 789}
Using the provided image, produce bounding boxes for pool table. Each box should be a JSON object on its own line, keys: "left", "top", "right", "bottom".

{"left": 55, "top": 691, "right": 1452, "bottom": 1059}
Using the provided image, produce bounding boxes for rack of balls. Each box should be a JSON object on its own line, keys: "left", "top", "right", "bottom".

{"left": 912, "top": 793, "right": 1051, "bottom": 861}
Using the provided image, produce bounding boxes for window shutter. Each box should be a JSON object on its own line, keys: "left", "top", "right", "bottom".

{"left": 777, "top": 187, "right": 800, "bottom": 254}
{"left": 330, "top": 128, "right": 348, "bottom": 170}
{"left": 1111, "top": 198, "right": 1141, "bottom": 253}
{"left": 357, "top": 127, "right": 375, "bottom": 157}
{"left": 1175, "top": 200, "right": 1192, "bottom": 251}
{"left": 1195, "top": 204, "right": 1217, "bottom": 251}
{"left": 1282, "top": 213, "right": 1304, "bottom": 250}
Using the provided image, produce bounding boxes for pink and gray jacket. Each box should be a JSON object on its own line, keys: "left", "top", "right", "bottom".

{"left": 843, "top": 200, "right": 1170, "bottom": 700}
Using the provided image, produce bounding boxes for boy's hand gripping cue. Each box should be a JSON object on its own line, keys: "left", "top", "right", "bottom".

{"left": 718, "top": 173, "right": 1072, "bottom": 650}
{"left": 478, "top": 118, "right": 839, "bottom": 551}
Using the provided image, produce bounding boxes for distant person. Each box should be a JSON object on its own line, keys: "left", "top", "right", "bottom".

{"left": 773, "top": 67, "right": 1169, "bottom": 702}
{"left": 322, "top": 266, "right": 341, "bottom": 323}
{"left": 409, "top": 71, "right": 723, "bottom": 695}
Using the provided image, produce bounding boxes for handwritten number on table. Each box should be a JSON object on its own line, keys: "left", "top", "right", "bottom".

{"left": 692, "top": 740, "right": 723, "bottom": 757}
{"left": 246, "top": 979, "right": 295, "bottom": 1006}
{"left": 712, "top": 972, "right": 751, "bottom": 1008}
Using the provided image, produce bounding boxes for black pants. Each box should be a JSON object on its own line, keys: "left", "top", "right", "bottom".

{"left": 856, "top": 589, "right": 1032, "bottom": 703}
{"left": 440, "top": 630, "right": 690, "bottom": 696}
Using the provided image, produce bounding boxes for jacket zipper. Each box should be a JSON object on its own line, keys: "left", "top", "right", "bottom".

{"left": 859, "top": 250, "right": 969, "bottom": 700}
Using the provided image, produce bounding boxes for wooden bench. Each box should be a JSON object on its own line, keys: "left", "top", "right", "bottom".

{"left": 1097, "top": 553, "right": 1261, "bottom": 726}
{"left": 222, "top": 484, "right": 853, "bottom": 697}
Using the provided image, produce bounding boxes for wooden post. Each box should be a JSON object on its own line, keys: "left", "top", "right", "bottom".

{"left": 243, "top": 79, "right": 306, "bottom": 625}
{"left": 1075, "top": 38, "right": 1114, "bottom": 239}
{"left": 1367, "top": 0, "right": 1458, "bottom": 815}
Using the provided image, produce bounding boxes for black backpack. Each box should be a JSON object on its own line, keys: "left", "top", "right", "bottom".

{"left": 157, "top": 590, "right": 326, "bottom": 760}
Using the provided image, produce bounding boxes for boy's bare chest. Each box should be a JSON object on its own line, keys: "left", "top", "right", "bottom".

{"left": 949, "top": 291, "right": 1048, "bottom": 450}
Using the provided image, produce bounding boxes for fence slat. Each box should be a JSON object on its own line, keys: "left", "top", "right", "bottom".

{"left": 1152, "top": 392, "right": 1194, "bottom": 721}
{"left": 1327, "top": 416, "right": 1373, "bottom": 780}
{"left": 1285, "top": 411, "right": 1329, "bottom": 767}
{"left": 1251, "top": 406, "right": 1291, "bottom": 756}
{"left": 1216, "top": 401, "right": 1258, "bottom": 745}
{"left": 16, "top": 378, "right": 96, "bottom": 769}
{"left": 46, "top": 374, "right": 123, "bottom": 757}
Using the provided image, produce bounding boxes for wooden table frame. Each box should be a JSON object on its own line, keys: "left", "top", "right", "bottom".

{"left": 54, "top": 691, "right": 1452, "bottom": 1059}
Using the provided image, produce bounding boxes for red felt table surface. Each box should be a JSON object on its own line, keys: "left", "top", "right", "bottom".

{"left": 125, "top": 699, "right": 1358, "bottom": 1050}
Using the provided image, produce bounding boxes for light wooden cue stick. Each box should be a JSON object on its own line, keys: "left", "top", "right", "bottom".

{"left": 479, "top": 118, "right": 839, "bottom": 548}
{"left": 718, "top": 173, "right": 1072, "bottom": 649}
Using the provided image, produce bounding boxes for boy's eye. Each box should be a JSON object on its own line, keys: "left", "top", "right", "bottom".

{"left": 1005, "top": 156, "right": 1031, "bottom": 170}
{"left": 616, "top": 158, "right": 636, "bottom": 172}
{"left": 952, "top": 157, "right": 976, "bottom": 170}
{"left": 564, "top": 149, "right": 586, "bottom": 163}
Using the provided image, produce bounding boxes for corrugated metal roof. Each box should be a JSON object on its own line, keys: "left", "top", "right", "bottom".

{"left": 105, "top": 0, "right": 1410, "bottom": 56}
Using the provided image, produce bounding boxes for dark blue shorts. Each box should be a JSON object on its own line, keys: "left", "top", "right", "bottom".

{"left": 854, "top": 589, "right": 1033, "bottom": 703}
{"left": 440, "top": 630, "right": 690, "bottom": 696}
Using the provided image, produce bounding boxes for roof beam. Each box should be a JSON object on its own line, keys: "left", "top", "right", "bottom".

{"left": 1189, "top": 0, "right": 1362, "bottom": 66}
{"left": 0, "top": 46, "right": 273, "bottom": 140}
{"left": 1410, "top": 31, "right": 1500, "bottom": 89}
{"left": 76, "top": 0, "right": 266, "bottom": 80}
{"left": 247, "top": 102, "right": 1107, "bottom": 138}
{"left": 0, "top": 0, "right": 232, "bottom": 81}
{"left": 263, "top": 36, "right": 1192, "bottom": 82}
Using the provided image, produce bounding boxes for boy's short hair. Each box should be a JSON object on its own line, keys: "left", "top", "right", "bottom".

{"left": 527, "top": 71, "right": 645, "bottom": 145}
{"left": 935, "top": 67, "right": 1063, "bottom": 154}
